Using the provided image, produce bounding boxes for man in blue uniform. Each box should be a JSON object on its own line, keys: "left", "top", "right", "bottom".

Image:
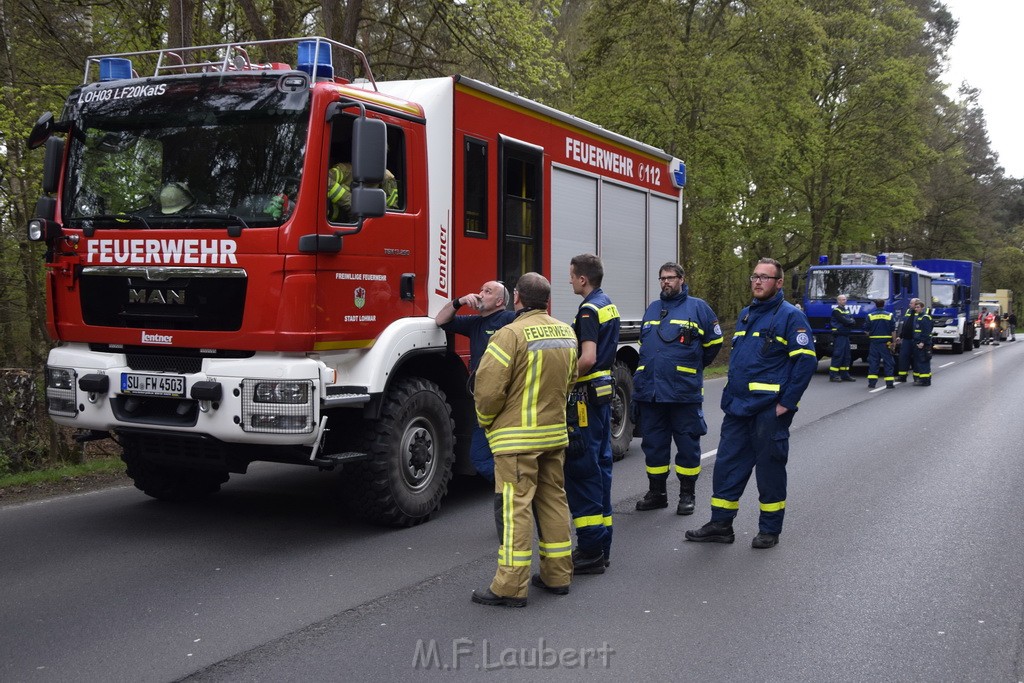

{"left": 829, "top": 294, "right": 856, "bottom": 381}
{"left": 566, "top": 254, "right": 619, "bottom": 574}
{"left": 633, "top": 262, "right": 722, "bottom": 516}
{"left": 685, "top": 258, "right": 817, "bottom": 549}
{"left": 911, "top": 299, "right": 933, "bottom": 386}
{"left": 435, "top": 281, "right": 516, "bottom": 479}
{"left": 865, "top": 299, "right": 895, "bottom": 389}
{"left": 895, "top": 300, "right": 919, "bottom": 382}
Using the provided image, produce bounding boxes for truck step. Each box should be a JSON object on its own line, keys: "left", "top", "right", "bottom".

{"left": 311, "top": 451, "right": 368, "bottom": 469}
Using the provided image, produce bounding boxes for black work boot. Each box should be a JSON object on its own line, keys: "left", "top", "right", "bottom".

{"left": 572, "top": 548, "right": 606, "bottom": 575}
{"left": 636, "top": 477, "right": 668, "bottom": 511}
{"left": 684, "top": 520, "right": 735, "bottom": 544}
{"left": 676, "top": 477, "right": 696, "bottom": 516}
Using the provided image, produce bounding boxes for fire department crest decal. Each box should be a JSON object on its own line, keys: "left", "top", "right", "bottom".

{"left": 354, "top": 286, "right": 366, "bottom": 309}
{"left": 796, "top": 332, "right": 810, "bottom": 346}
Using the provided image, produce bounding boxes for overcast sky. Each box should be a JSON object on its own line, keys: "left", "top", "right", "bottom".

{"left": 941, "top": 0, "right": 1024, "bottom": 179}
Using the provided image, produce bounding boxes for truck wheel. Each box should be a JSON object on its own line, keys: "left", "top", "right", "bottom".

{"left": 122, "top": 448, "right": 228, "bottom": 502}
{"left": 344, "top": 377, "right": 454, "bottom": 527}
{"left": 610, "top": 361, "right": 633, "bottom": 461}
{"left": 952, "top": 338, "right": 964, "bottom": 354}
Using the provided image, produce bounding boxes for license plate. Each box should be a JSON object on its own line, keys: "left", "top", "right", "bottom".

{"left": 121, "top": 373, "right": 185, "bottom": 397}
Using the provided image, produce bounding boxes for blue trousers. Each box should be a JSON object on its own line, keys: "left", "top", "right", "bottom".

{"left": 564, "top": 398, "right": 612, "bottom": 557}
{"left": 711, "top": 407, "right": 794, "bottom": 535}
{"left": 638, "top": 401, "right": 706, "bottom": 481}
{"left": 866, "top": 340, "right": 894, "bottom": 385}
{"left": 830, "top": 335, "right": 852, "bottom": 378}
{"left": 470, "top": 424, "right": 495, "bottom": 480}
{"left": 897, "top": 339, "right": 914, "bottom": 380}
{"left": 913, "top": 344, "right": 932, "bottom": 384}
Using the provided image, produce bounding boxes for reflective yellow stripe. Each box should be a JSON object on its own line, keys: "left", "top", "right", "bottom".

{"left": 760, "top": 500, "right": 786, "bottom": 512}
{"left": 577, "top": 369, "right": 612, "bottom": 382}
{"left": 711, "top": 497, "right": 739, "bottom": 510}
{"left": 637, "top": 365, "right": 645, "bottom": 371}
{"left": 675, "top": 464, "right": 700, "bottom": 476}
{"left": 573, "top": 514, "right": 605, "bottom": 529}
{"left": 646, "top": 465, "right": 670, "bottom": 475}
{"left": 521, "top": 349, "right": 541, "bottom": 427}
{"left": 775, "top": 336, "right": 788, "bottom": 345}
{"left": 498, "top": 549, "right": 533, "bottom": 567}
{"left": 500, "top": 481, "right": 515, "bottom": 565}
{"left": 538, "top": 540, "right": 572, "bottom": 558}
{"left": 790, "top": 349, "right": 816, "bottom": 357}
{"left": 734, "top": 330, "right": 747, "bottom": 337}
{"left": 703, "top": 337, "right": 724, "bottom": 347}
{"left": 869, "top": 335, "right": 890, "bottom": 339}
{"left": 485, "top": 343, "right": 511, "bottom": 367}
{"left": 748, "top": 382, "right": 780, "bottom": 392}
{"left": 592, "top": 384, "right": 612, "bottom": 397}
{"left": 583, "top": 301, "right": 620, "bottom": 324}
{"left": 676, "top": 366, "right": 697, "bottom": 374}
{"left": 603, "top": 515, "right": 613, "bottom": 527}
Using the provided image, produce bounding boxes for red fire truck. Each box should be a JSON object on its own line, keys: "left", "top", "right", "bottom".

{"left": 26, "top": 37, "right": 684, "bottom": 526}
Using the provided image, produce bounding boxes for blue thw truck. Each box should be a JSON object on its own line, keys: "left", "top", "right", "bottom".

{"left": 912, "top": 258, "right": 981, "bottom": 354}
{"left": 802, "top": 253, "right": 934, "bottom": 362}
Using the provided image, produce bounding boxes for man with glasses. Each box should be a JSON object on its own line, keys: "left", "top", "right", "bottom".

{"left": 632, "top": 262, "right": 722, "bottom": 516}
{"left": 685, "top": 258, "right": 816, "bottom": 549}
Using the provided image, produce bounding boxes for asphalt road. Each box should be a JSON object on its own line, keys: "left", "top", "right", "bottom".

{"left": 3, "top": 342, "right": 1024, "bottom": 682}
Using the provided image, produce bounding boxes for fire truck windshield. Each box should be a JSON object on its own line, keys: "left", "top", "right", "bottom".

{"left": 62, "top": 76, "right": 309, "bottom": 228}
{"left": 807, "top": 268, "right": 890, "bottom": 300}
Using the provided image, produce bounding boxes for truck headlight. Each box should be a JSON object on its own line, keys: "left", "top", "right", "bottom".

{"left": 45, "top": 365, "right": 78, "bottom": 417}
{"left": 241, "top": 379, "right": 314, "bottom": 433}
{"left": 252, "top": 380, "right": 309, "bottom": 404}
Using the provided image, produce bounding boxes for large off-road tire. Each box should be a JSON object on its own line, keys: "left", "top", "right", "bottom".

{"left": 610, "top": 361, "right": 634, "bottom": 461}
{"left": 121, "top": 447, "right": 228, "bottom": 502}
{"left": 344, "top": 377, "right": 455, "bottom": 527}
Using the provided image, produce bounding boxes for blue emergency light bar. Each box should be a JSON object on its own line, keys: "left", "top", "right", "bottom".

{"left": 297, "top": 40, "right": 333, "bottom": 80}
{"left": 876, "top": 254, "right": 887, "bottom": 264}
{"left": 818, "top": 255, "right": 828, "bottom": 265}
{"left": 99, "top": 58, "right": 132, "bottom": 81}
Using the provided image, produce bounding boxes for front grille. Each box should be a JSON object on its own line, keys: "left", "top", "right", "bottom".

{"left": 126, "top": 354, "right": 202, "bottom": 373}
{"left": 80, "top": 270, "right": 246, "bottom": 330}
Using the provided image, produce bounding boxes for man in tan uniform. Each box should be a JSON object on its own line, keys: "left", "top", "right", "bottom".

{"left": 471, "top": 272, "right": 578, "bottom": 607}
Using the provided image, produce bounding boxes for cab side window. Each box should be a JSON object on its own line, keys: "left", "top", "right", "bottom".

{"left": 326, "top": 117, "right": 406, "bottom": 224}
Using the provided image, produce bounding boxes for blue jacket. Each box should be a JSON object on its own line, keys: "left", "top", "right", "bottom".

{"left": 866, "top": 309, "right": 894, "bottom": 341}
{"left": 441, "top": 309, "right": 517, "bottom": 372}
{"left": 573, "top": 288, "right": 621, "bottom": 383}
{"left": 831, "top": 305, "right": 856, "bottom": 336}
{"left": 722, "top": 289, "right": 817, "bottom": 416}
{"left": 913, "top": 311, "right": 933, "bottom": 345}
{"left": 633, "top": 285, "right": 723, "bottom": 403}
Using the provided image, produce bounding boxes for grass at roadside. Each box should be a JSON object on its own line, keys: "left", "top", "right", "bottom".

{"left": 0, "top": 456, "right": 124, "bottom": 490}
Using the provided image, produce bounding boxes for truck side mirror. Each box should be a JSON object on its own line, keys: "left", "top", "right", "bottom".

{"left": 43, "top": 137, "right": 65, "bottom": 194}
{"left": 27, "top": 112, "right": 55, "bottom": 149}
{"left": 351, "top": 184, "right": 386, "bottom": 218}
{"left": 351, "top": 117, "right": 386, "bottom": 184}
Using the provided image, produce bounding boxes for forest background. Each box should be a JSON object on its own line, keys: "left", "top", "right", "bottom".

{"left": 1, "top": 0, "right": 1022, "bottom": 471}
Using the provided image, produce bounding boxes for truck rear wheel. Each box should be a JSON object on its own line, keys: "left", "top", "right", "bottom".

{"left": 122, "top": 447, "right": 228, "bottom": 502}
{"left": 610, "top": 361, "right": 633, "bottom": 461}
{"left": 344, "top": 377, "right": 454, "bottom": 527}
